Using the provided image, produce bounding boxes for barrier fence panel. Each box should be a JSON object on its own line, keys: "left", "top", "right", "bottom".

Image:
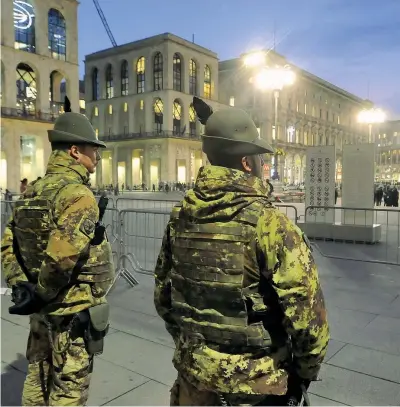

{"left": 274, "top": 204, "right": 299, "bottom": 224}
{"left": 305, "top": 205, "right": 400, "bottom": 265}
{"left": 118, "top": 209, "right": 171, "bottom": 277}
{"left": 115, "top": 197, "right": 179, "bottom": 211}
{"left": 1, "top": 201, "right": 15, "bottom": 237}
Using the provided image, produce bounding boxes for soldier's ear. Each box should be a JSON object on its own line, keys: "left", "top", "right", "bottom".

{"left": 241, "top": 156, "right": 252, "bottom": 173}
{"left": 70, "top": 145, "right": 80, "bottom": 159}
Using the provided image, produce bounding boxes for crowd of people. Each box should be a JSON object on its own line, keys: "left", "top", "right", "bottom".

{"left": 374, "top": 184, "right": 399, "bottom": 207}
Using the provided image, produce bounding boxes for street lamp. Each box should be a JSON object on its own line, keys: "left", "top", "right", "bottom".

{"left": 357, "top": 108, "right": 386, "bottom": 143}
{"left": 252, "top": 65, "right": 296, "bottom": 180}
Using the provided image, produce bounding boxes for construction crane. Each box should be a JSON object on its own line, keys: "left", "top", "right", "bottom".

{"left": 92, "top": 0, "right": 117, "bottom": 47}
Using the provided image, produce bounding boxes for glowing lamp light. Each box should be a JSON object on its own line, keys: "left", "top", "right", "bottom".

{"left": 243, "top": 51, "right": 266, "bottom": 68}
{"left": 357, "top": 108, "right": 386, "bottom": 124}
{"left": 254, "top": 65, "right": 296, "bottom": 91}
{"left": 13, "top": 0, "right": 35, "bottom": 30}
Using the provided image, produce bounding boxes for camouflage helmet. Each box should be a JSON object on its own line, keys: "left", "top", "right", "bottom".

{"left": 192, "top": 97, "right": 273, "bottom": 156}
{"left": 48, "top": 112, "right": 106, "bottom": 148}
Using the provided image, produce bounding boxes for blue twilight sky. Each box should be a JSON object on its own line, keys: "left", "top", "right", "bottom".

{"left": 78, "top": 0, "right": 400, "bottom": 118}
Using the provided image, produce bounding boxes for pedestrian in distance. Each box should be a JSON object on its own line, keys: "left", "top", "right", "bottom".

{"left": 154, "top": 96, "right": 330, "bottom": 406}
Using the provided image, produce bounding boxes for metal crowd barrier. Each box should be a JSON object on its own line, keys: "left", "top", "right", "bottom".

{"left": 115, "top": 197, "right": 179, "bottom": 211}
{"left": 304, "top": 205, "right": 400, "bottom": 265}
{"left": 274, "top": 204, "right": 299, "bottom": 224}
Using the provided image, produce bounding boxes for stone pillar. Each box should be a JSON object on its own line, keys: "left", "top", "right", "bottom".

{"left": 4, "top": 64, "right": 16, "bottom": 108}
{"left": 163, "top": 98, "right": 173, "bottom": 132}
{"left": 35, "top": 7, "right": 49, "bottom": 57}
{"left": 126, "top": 148, "right": 132, "bottom": 187}
{"left": 1, "top": 0, "right": 14, "bottom": 48}
{"left": 143, "top": 147, "right": 150, "bottom": 188}
{"left": 114, "top": 63, "right": 122, "bottom": 97}
{"left": 5, "top": 128, "right": 21, "bottom": 192}
{"left": 145, "top": 96, "right": 154, "bottom": 132}
{"left": 112, "top": 146, "right": 118, "bottom": 185}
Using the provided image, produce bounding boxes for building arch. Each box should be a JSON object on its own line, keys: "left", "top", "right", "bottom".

{"left": 153, "top": 52, "right": 163, "bottom": 91}
{"left": 14, "top": 0, "right": 36, "bottom": 53}
{"left": 136, "top": 56, "right": 145, "bottom": 93}
{"left": 153, "top": 97, "right": 163, "bottom": 133}
{"left": 16, "top": 62, "right": 38, "bottom": 114}
{"left": 50, "top": 69, "right": 69, "bottom": 116}
{"left": 203, "top": 65, "right": 211, "bottom": 99}
{"left": 120, "top": 60, "right": 128, "bottom": 96}
{"left": 189, "top": 103, "right": 196, "bottom": 137}
{"left": 173, "top": 53, "right": 183, "bottom": 92}
{"left": 48, "top": 8, "right": 66, "bottom": 60}
{"left": 92, "top": 67, "right": 99, "bottom": 100}
{"left": 105, "top": 64, "right": 114, "bottom": 99}
{"left": 189, "top": 59, "right": 198, "bottom": 96}
{"left": 173, "top": 99, "right": 183, "bottom": 135}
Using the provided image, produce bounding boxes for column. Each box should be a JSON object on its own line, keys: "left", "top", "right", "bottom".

{"left": 96, "top": 157, "right": 102, "bottom": 187}
{"left": 163, "top": 98, "right": 173, "bottom": 132}
{"left": 143, "top": 147, "right": 150, "bottom": 188}
{"left": 4, "top": 64, "right": 16, "bottom": 108}
{"left": 126, "top": 148, "right": 132, "bottom": 187}
{"left": 6, "top": 128, "right": 21, "bottom": 192}
{"left": 112, "top": 146, "right": 118, "bottom": 185}
{"left": 145, "top": 96, "right": 153, "bottom": 132}
{"left": 2, "top": 0, "right": 13, "bottom": 48}
{"left": 35, "top": 6, "right": 49, "bottom": 57}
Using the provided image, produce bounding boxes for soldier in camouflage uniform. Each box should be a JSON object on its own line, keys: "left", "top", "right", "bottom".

{"left": 1, "top": 112, "right": 115, "bottom": 406}
{"left": 154, "top": 97, "right": 330, "bottom": 406}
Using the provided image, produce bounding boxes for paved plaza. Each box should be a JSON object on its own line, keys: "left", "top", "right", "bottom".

{"left": 1, "top": 192, "right": 400, "bottom": 405}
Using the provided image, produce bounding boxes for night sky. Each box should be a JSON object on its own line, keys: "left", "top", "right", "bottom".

{"left": 78, "top": 0, "right": 400, "bottom": 118}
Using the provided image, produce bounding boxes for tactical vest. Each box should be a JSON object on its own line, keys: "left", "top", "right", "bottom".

{"left": 170, "top": 199, "right": 275, "bottom": 349}
{"left": 12, "top": 179, "right": 114, "bottom": 298}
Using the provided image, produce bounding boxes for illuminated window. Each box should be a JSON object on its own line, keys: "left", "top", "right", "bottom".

{"left": 94, "top": 106, "right": 98, "bottom": 116}
{"left": 121, "top": 60, "right": 128, "bottom": 96}
{"left": 79, "top": 100, "right": 85, "bottom": 110}
{"left": 14, "top": 0, "right": 36, "bottom": 53}
{"left": 92, "top": 68, "right": 99, "bottom": 101}
{"left": 304, "top": 104, "right": 307, "bottom": 115}
{"left": 229, "top": 97, "right": 235, "bottom": 106}
{"left": 296, "top": 101, "right": 299, "bottom": 112}
{"left": 95, "top": 129, "right": 99, "bottom": 136}
{"left": 108, "top": 105, "right": 112, "bottom": 114}
{"left": 105, "top": 64, "right": 114, "bottom": 99}
{"left": 189, "top": 104, "right": 196, "bottom": 137}
{"left": 312, "top": 106, "right": 315, "bottom": 117}
{"left": 204, "top": 65, "right": 211, "bottom": 99}
{"left": 272, "top": 125, "right": 276, "bottom": 140}
{"left": 48, "top": 9, "right": 66, "bottom": 60}
{"left": 123, "top": 102, "right": 128, "bottom": 112}
{"left": 337, "top": 115, "right": 340, "bottom": 125}
{"left": 153, "top": 52, "right": 163, "bottom": 91}
{"left": 173, "top": 99, "right": 182, "bottom": 135}
{"left": 189, "top": 59, "right": 197, "bottom": 95}
{"left": 173, "top": 53, "right": 182, "bottom": 91}
{"left": 154, "top": 98, "right": 163, "bottom": 132}
{"left": 136, "top": 57, "right": 145, "bottom": 93}
{"left": 140, "top": 100, "right": 144, "bottom": 110}
{"left": 304, "top": 132, "right": 308, "bottom": 145}
{"left": 16, "top": 63, "right": 37, "bottom": 114}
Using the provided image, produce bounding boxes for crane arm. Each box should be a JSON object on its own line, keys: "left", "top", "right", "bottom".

{"left": 92, "top": 0, "right": 117, "bottom": 47}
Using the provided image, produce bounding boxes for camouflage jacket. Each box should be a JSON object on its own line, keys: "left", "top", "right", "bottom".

{"left": 154, "top": 165, "right": 330, "bottom": 395}
{"left": 1, "top": 150, "right": 114, "bottom": 316}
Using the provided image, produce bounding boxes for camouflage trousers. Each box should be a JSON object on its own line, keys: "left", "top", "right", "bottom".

{"left": 170, "top": 374, "right": 289, "bottom": 406}
{"left": 22, "top": 313, "right": 93, "bottom": 406}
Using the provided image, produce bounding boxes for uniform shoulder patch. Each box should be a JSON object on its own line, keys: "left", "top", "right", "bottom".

{"left": 80, "top": 218, "right": 96, "bottom": 238}
{"left": 302, "top": 233, "right": 313, "bottom": 252}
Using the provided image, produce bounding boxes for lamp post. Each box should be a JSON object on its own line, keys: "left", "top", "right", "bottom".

{"left": 244, "top": 52, "right": 295, "bottom": 180}
{"left": 357, "top": 108, "right": 386, "bottom": 143}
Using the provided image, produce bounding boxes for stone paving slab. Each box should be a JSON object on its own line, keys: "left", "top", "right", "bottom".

{"left": 2, "top": 250, "right": 400, "bottom": 405}
{"left": 328, "top": 343, "right": 400, "bottom": 384}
